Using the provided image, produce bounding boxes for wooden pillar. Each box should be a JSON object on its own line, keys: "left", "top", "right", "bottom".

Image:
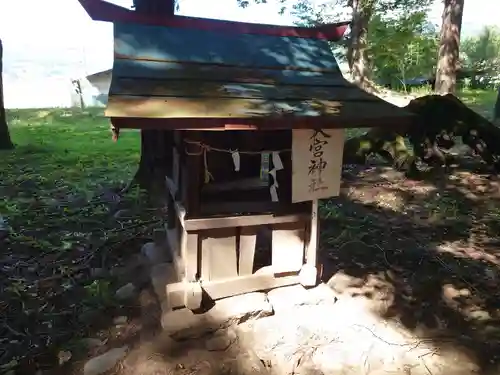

{"left": 300, "top": 199, "right": 319, "bottom": 286}
{"left": 238, "top": 226, "right": 258, "bottom": 275}
{"left": 183, "top": 131, "right": 202, "bottom": 218}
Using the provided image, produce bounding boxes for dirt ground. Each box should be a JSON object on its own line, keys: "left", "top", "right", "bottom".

{"left": 33, "top": 163, "right": 500, "bottom": 375}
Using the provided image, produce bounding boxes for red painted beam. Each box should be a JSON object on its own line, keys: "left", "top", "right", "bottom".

{"left": 78, "top": 0, "right": 349, "bottom": 41}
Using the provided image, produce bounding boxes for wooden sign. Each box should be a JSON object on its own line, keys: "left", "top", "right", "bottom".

{"left": 291, "top": 129, "right": 344, "bottom": 203}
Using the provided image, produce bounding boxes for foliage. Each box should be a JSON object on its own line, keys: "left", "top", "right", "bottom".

{"left": 236, "top": 0, "right": 432, "bottom": 26}
{"left": 461, "top": 26, "right": 500, "bottom": 89}
{"left": 290, "top": 0, "right": 349, "bottom": 26}
{"left": 237, "top": 0, "right": 288, "bottom": 14}
{"left": 263, "top": 0, "right": 437, "bottom": 86}
{"left": 368, "top": 11, "right": 438, "bottom": 88}
{"left": 277, "top": 0, "right": 433, "bottom": 23}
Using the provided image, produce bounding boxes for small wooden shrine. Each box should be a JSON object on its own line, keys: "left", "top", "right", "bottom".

{"left": 78, "top": 0, "right": 414, "bottom": 311}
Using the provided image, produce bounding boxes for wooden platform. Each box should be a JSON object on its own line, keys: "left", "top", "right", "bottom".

{"left": 163, "top": 179, "right": 319, "bottom": 310}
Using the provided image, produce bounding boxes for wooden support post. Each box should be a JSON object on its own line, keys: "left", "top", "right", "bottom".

{"left": 300, "top": 199, "right": 319, "bottom": 287}
{"left": 182, "top": 232, "right": 198, "bottom": 282}
{"left": 181, "top": 231, "right": 202, "bottom": 310}
{"left": 172, "top": 145, "right": 180, "bottom": 199}
{"left": 239, "top": 226, "right": 258, "bottom": 275}
{"left": 184, "top": 281, "right": 203, "bottom": 311}
{"left": 184, "top": 131, "right": 202, "bottom": 218}
{"left": 200, "top": 228, "right": 238, "bottom": 281}
{"left": 166, "top": 193, "right": 176, "bottom": 230}
{"left": 272, "top": 221, "right": 305, "bottom": 273}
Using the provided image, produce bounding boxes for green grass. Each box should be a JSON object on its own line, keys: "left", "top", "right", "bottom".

{"left": 0, "top": 108, "right": 146, "bottom": 372}
{"left": 4, "top": 108, "right": 140, "bottom": 191}
{"left": 458, "top": 88, "right": 498, "bottom": 119}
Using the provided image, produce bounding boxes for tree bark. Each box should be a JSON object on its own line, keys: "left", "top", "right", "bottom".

{"left": 343, "top": 127, "right": 417, "bottom": 172}
{"left": 346, "top": 0, "right": 374, "bottom": 87}
{"left": 132, "top": 129, "right": 173, "bottom": 195}
{"left": 434, "top": 0, "right": 464, "bottom": 95}
{"left": 133, "top": 0, "right": 175, "bottom": 13}
{"left": 343, "top": 94, "right": 500, "bottom": 175}
{"left": 129, "top": 0, "right": 176, "bottom": 194}
{"left": 0, "top": 38, "right": 14, "bottom": 150}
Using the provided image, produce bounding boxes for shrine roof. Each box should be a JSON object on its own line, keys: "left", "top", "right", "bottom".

{"left": 107, "top": 22, "right": 415, "bottom": 130}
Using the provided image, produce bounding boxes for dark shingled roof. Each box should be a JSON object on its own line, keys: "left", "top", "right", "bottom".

{"left": 106, "top": 22, "right": 414, "bottom": 130}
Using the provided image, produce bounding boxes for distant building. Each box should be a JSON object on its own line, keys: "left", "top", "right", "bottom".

{"left": 3, "top": 68, "right": 113, "bottom": 109}
{"left": 80, "top": 69, "right": 112, "bottom": 107}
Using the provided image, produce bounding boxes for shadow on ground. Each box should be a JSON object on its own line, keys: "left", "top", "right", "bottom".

{"left": 320, "top": 165, "right": 500, "bottom": 374}
{"left": 58, "top": 164, "right": 500, "bottom": 375}
{"left": 5, "top": 137, "right": 500, "bottom": 375}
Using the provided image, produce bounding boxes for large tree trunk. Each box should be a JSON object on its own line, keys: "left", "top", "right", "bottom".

{"left": 0, "top": 38, "right": 14, "bottom": 150}
{"left": 343, "top": 94, "right": 500, "bottom": 175}
{"left": 343, "top": 127, "right": 417, "bottom": 172}
{"left": 133, "top": 0, "right": 176, "bottom": 13}
{"left": 347, "top": 0, "right": 374, "bottom": 87}
{"left": 129, "top": 0, "right": 176, "bottom": 195}
{"left": 133, "top": 130, "right": 173, "bottom": 199}
{"left": 434, "top": 0, "right": 464, "bottom": 95}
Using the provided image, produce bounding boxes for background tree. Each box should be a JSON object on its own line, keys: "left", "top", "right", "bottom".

{"left": 127, "top": 0, "right": 177, "bottom": 196}
{"left": 369, "top": 11, "right": 438, "bottom": 89}
{"left": 345, "top": 0, "right": 374, "bottom": 85}
{"left": 461, "top": 26, "right": 500, "bottom": 88}
{"left": 434, "top": 0, "right": 465, "bottom": 94}
{"left": 0, "top": 38, "right": 14, "bottom": 150}
{"left": 288, "top": 0, "right": 433, "bottom": 88}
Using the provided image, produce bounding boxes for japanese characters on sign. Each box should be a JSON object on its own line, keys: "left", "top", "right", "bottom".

{"left": 292, "top": 128, "right": 344, "bottom": 203}
{"left": 308, "top": 130, "right": 331, "bottom": 194}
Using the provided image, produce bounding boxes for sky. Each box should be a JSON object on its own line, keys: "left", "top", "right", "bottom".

{"left": 0, "top": 0, "right": 499, "bottom": 80}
